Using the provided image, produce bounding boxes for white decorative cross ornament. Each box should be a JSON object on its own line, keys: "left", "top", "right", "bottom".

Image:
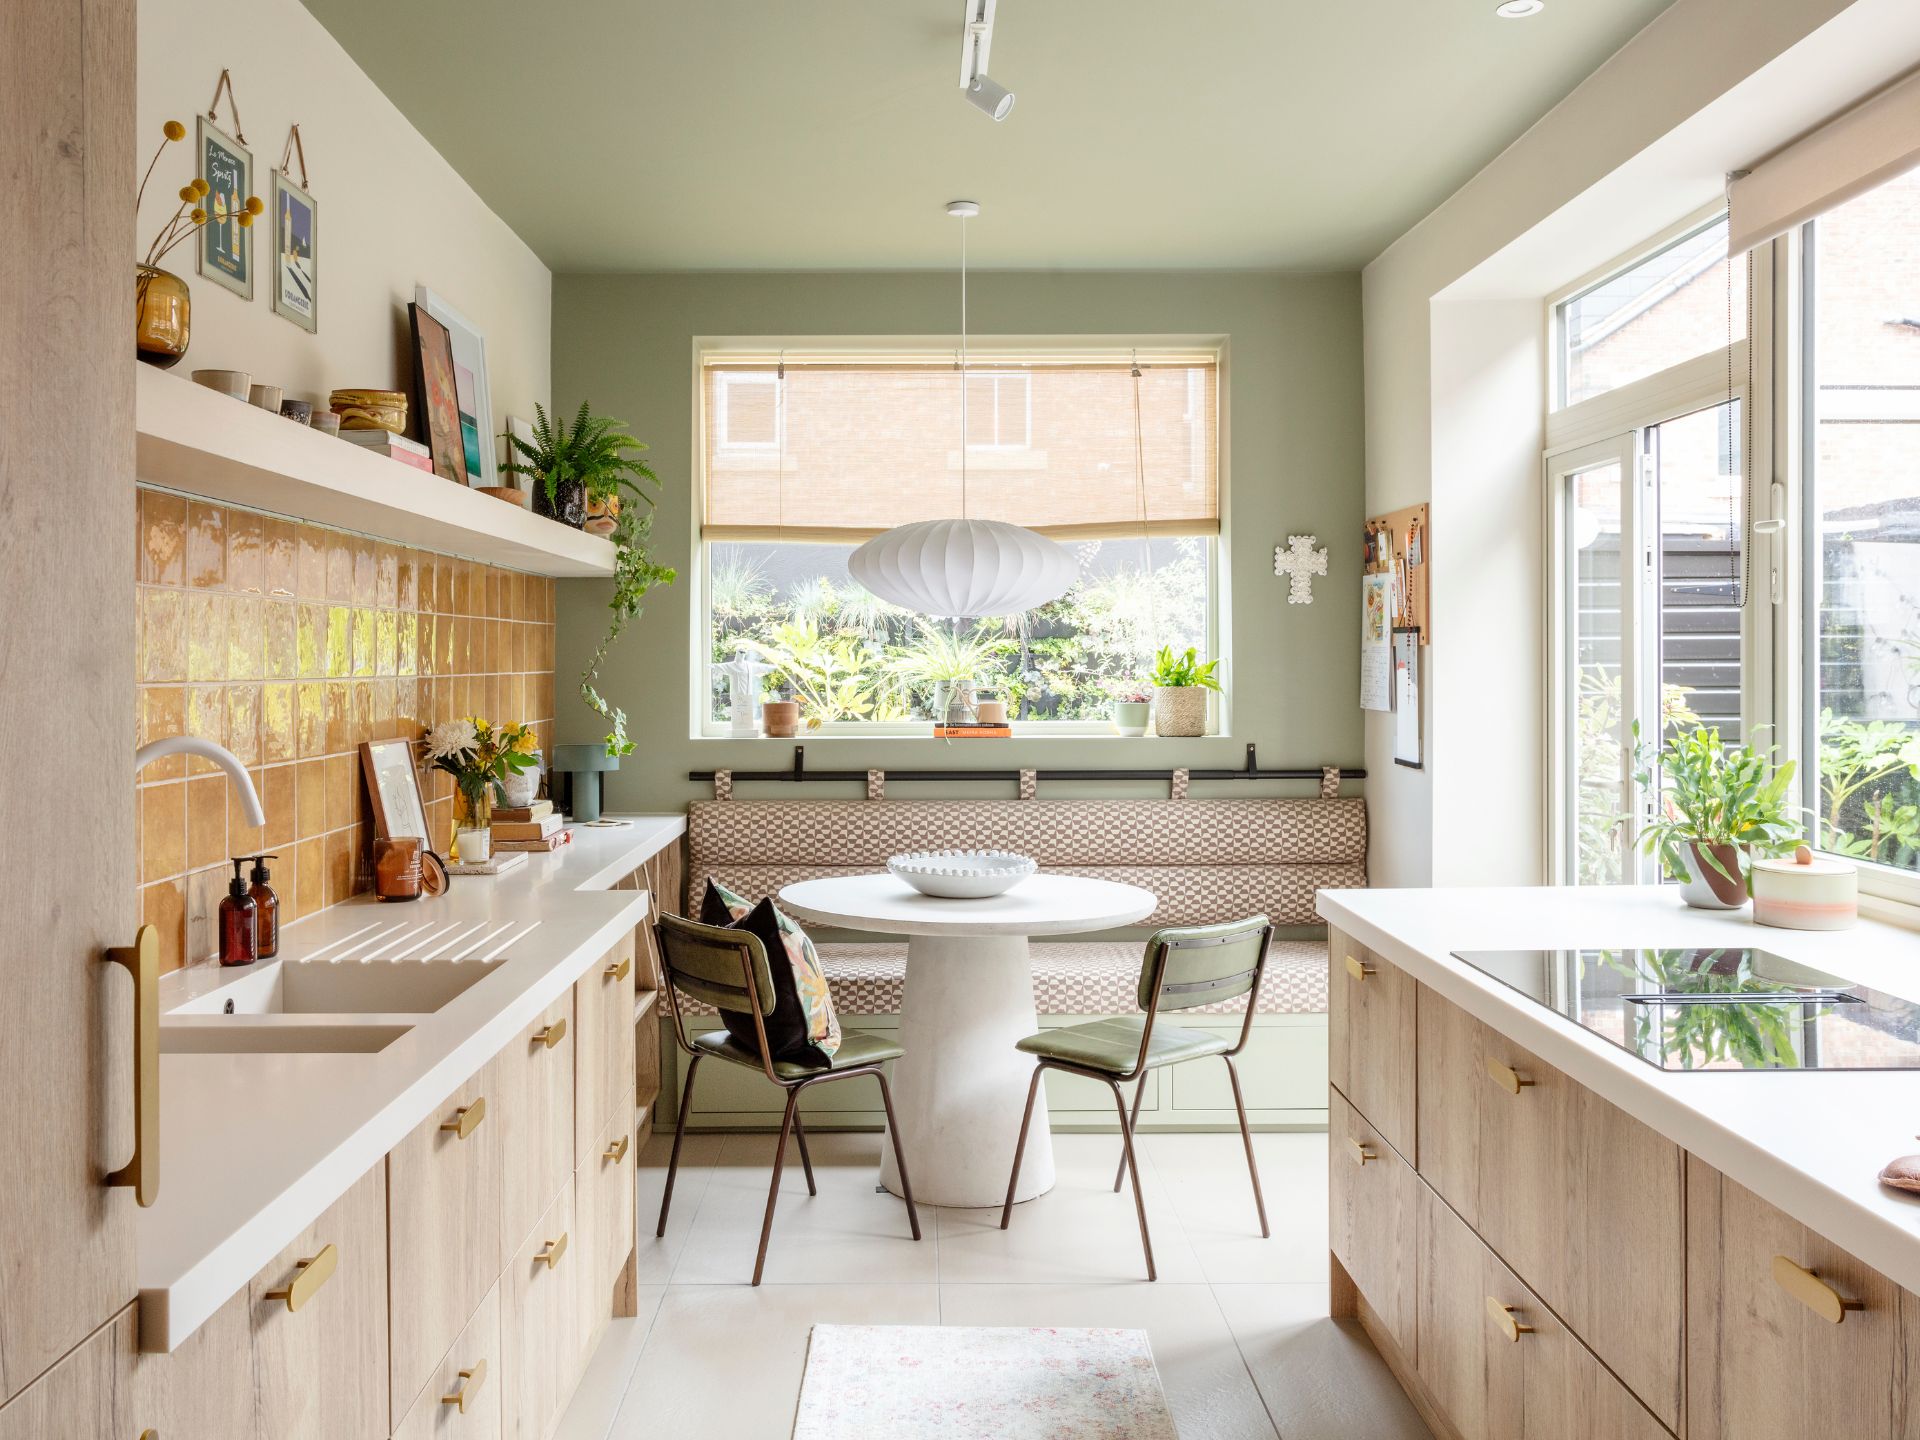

{"left": 1273, "top": 534, "right": 1329, "bottom": 604}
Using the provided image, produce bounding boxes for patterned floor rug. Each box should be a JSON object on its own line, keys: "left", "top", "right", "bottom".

{"left": 792, "top": 1324, "right": 1180, "bottom": 1439}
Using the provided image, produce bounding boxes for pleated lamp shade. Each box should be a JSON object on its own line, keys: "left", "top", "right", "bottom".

{"left": 848, "top": 517, "right": 1078, "bottom": 619}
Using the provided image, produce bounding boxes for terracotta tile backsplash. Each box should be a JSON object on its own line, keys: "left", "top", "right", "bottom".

{"left": 135, "top": 487, "right": 557, "bottom": 974}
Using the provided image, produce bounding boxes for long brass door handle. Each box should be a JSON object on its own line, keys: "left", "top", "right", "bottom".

{"left": 1773, "top": 1255, "right": 1864, "bottom": 1324}
{"left": 104, "top": 925, "right": 159, "bottom": 1207}
{"left": 533, "top": 1017, "right": 567, "bottom": 1049}
{"left": 441, "top": 1357, "right": 488, "bottom": 1413}
{"left": 1344, "top": 954, "right": 1375, "bottom": 982}
{"left": 604, "top": 1134, "right": 630, "bottom": 1164}
{"left": 1486, "top": 1296, "right": 1534, "bottom": 1342}
{"left": 440, "top": 1097, "right": 486, "bottom": 1140}
{"left": 537, "top": 1232, "right": 569, "bottom": 1269}
{"left": 266, "top": 1243, "right": 338, "bottom": 1312}
{"left": 1486, "top": 1058, "right": 1536, "bottom": 1096}
{"left": 605, "top": 953, "right": 632, "bottom": 982}
{"left": 1346, "top": 1137, "right": 1376, "bottom": 1166}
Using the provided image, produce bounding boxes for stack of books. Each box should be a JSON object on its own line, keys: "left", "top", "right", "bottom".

{"left": 933, "top": 721, "right": 1012, "bottom": 739}
{"left": 339, "top": 427, "right": 433, "bottom": 474}
{"left": 490, "top": 799, "right": 572, "bottom": 853}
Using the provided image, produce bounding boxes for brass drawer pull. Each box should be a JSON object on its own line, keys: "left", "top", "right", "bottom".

{"left": 537, "top": 1232, "right": 569, "bottom": 1270}
{"left": 605, "top": 953, "right": 632, "bottom": 982}
{"left": 104, "top": 926, "right": 160, "bottom": 1207}
{"left": 1486, "top": 1296, "right": 1534, "bottom": 1342}
{"left": 266, "top": 1243, "right": 338, "bottom": 1312}
{"left": 1344, "top": 954, "right": 1375, "bottom": 982}
{"left": 440, "top": 1097, "right": 486, "bottom": 1140}
{"left": 441, "top": 1357, "right": 488, "bottom": 1413}
{"left": 1773, "top": 1255, "right": 1864, "bottom": 1324}
{"left": 1346, "top": 1137, "right": 1377, "bottom": 1167}
{"left": 1485, "top": 1058, "right": 1535, "bottom": 1095}
{"left": 604, "top": 1134, "right": 631, "bottom": 1164}
{"left": 533, "top": 1017, "right": 568, "bottom": 1049}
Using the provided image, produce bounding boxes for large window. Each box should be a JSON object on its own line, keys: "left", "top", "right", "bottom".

{"left": 697, "top": 348, "right": 1221, "bottom": 734}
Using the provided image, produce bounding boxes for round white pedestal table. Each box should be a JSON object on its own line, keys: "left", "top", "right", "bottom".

{"left": 777, "top": 873, "right": 1156, "bottom": 1209}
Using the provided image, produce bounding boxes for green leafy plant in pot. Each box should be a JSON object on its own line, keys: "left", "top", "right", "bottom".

{"left": 1630, "top": 722, "right": 1802, "bottom": 909}
{"left": 1147, "top": 645, "right": 1220, "bottom": 737}
{"left": 504, "top": 402, "right": 676, "bottom": 757}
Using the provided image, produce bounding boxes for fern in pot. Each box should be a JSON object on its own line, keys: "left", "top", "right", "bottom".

{"left": 1630, "top": 723, "right": 1802, "bottom": 909}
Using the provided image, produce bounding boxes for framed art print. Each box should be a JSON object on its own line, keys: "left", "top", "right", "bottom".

{"left": 409, "top": 303, "right": 466, "bottom": 485}
{"left": 414, "top": 286, "right": 495, "bottom": 486}
{"left": 270, "top": 169, "right": 318, "bottom": 332}
{"left": 196, "top": 116, "right": 253, "bottom": 300}
{"left": 503, "top": 415, "right": 537, "bottom": 496}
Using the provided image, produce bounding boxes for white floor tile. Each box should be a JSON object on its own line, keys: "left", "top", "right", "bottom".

{"left": 632, "top": 1129, "right": 724, "bottom": 1285}
{"left": 1144, "top": 1132, "right": 1330, "bottom": 1284}
{"left": 550, "top": 1289, "right": 666, "bottom": 1440}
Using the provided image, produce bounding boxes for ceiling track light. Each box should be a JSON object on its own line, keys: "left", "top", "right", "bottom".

{"left": 959, "top": 0, "right": 1015, "bottom": 121}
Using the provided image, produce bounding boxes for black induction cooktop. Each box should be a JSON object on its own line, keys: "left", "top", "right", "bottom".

{"left": 1449, "top": 946, "right": 1920, "bottom": 1071}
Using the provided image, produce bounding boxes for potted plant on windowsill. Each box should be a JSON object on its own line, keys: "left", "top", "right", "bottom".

{"left": 886, "top": 619, "right": 1015, "bottom": 725}
{"left": 1630, "top": 722, "right": 1802, "bottom": 909}
{"left": 1148, "top": 646, "right": 1220, "bottom": 738}
{"left": 1108, "top": 681, "right": 1152, "bottom": 737}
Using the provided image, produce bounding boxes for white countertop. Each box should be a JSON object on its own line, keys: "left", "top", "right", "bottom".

{"left": 1317, "top": 885, "right": 1920, "bottom": 1296}
{"left": 137, "top": 814, "right": 685, "bottom": 1353}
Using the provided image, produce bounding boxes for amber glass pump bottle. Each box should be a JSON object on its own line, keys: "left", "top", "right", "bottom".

{"left": 219, "top": 858, "right": 258, "bottom": 967}
{"left": 248, "top": 854, "right": 280, "bottom": 959}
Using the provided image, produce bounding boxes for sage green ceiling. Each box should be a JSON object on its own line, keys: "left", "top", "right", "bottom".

{"left": 300, "top": 0, "right": 1674, "bottom": 271}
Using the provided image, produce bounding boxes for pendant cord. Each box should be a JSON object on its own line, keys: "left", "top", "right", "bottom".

{"left": 959, "top": 216, "right": 969, "bottom": 519}
{"left": 1130, "top": 350, "right": 1160, "bottom": 648}
{"left": 776, "top": 349, "right": 786, "bottom": 532}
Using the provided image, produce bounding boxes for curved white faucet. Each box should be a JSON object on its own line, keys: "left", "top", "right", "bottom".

{"left": 135, "top": 735, "right": 266, "bottom": 827}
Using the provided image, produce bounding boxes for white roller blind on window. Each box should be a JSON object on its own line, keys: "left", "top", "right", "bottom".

{"left": 701, "top": 350, "right": 1219, "bottom": 542}
{"left": 1728, "top": 65, "right": 1920, "bottom": 255}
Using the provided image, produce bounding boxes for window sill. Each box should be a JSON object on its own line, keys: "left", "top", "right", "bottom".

{"left": 691, "top": 727, "right": 1236, "bottom": 742}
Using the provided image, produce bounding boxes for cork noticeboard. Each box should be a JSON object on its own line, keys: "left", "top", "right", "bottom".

{"left": 1365, "top": 503, "right": 1429, "bottom": 644}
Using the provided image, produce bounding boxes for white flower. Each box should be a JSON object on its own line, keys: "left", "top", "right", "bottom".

{"left": 425, "top": 718, "right": 478, "bottom": 761}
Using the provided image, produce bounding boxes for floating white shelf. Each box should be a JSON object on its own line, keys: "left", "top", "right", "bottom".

{"left": 134, "top": 364, "right": 616, "bottom": 578}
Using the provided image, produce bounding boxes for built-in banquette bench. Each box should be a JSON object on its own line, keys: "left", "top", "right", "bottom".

{"left": 658, "top": 794, "right": 1367, "bottom": 1132}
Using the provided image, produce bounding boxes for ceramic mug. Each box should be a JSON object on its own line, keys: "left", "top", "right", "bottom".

{"left": 312, "top": 412, "right": 342, "bottom": 436}
{"left": 975, "top": 699, "right": 1008, "bottom": 724}
{"left": 279, "top": 399, "right": 313, "bottom": 426}
{"left": 249, "top": 383, "right": 283, "bottom": 412}
{"left": 191, "top": 368, "right": 250, "bottom": 400}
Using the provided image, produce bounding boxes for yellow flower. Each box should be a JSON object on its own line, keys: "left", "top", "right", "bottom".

{"left": 236, "top": 212, "right": 253, "bottom": 228}
{"left": 191, "top": 177, "right": 209, "bottom": 198}
{"left": 245, "top": 195, "right": 265, "bottom": 216}
{"left": 190, "top": 208, "right": 206, "bottom": 224}
{"left": 177, "top": 184, "right": 196, "bottom": 203}
{"left": 163, "top": 120, "right": 185, "bottom": 142}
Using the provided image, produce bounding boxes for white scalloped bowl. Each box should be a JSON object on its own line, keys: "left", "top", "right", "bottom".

{"left": 887, "top": 849, "right": 1038, "bottom": 900}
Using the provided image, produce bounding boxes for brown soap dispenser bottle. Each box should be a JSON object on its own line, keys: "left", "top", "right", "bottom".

{"left": 219, "top": 858, "right": 258, "bottom": 967}
{"left": 248, "top": 854, "right": 280, "bottom": 959}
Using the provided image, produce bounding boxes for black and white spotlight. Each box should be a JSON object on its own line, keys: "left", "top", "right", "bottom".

{"left": 959, "top": 0, "right": 1014, "bottom": 121}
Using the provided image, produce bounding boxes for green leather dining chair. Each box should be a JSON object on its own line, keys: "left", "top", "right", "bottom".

{"left": 653, "top": 911, "right": 921, "bottom": 1285}
{"left": 999, "top": 915, "right": 1275, "bottom": 1280}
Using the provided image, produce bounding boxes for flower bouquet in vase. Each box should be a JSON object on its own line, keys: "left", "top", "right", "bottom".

{"left": 425, "top": 717, "right": 539, "bottom": 863}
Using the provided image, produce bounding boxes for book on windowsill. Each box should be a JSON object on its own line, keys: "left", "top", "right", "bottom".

{"left": 490, "top": 814, "right": 563, "bottom": 842}
{"left": 490, "top": 799, "right": 554, "bottom": 824}
{"left": 494, "top": 829, "right": 573, "bottom": 853}
{"left": 933, "top": 724, "right": 1011, "bottom": 739}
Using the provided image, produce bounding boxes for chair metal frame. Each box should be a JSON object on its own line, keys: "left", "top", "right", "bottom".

{"left": 652, "top": 911, "right": 921, "bottom": 1285}
{"left": 999, "top": 919, "right": 1275, "bottom": 1281}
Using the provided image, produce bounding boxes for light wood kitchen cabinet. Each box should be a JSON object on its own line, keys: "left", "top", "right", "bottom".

{"left": 1327, "top": 927, "right": 1416, "bottom": 1161}
{"left": 249, "top": 1166, "right": 390, "bottom": 1440}
{"left": 577, "top": 1087, "right": 639, "bottom": 1355}
{"left": 1687, "top": 1156, "right": 1916, "bottom": 1439}
{"left": 574, "top": 933, "right": 637, "bottom": 1160}
{"left": 499, "top": 995, "right": 576, "bottom": 1267}
{"left": 132, "top": 1282, "right": 252, "bottom": 1437}
{"left": 1328, "top": 1088, "right": 1417, "bottom": 1358}
{"left": 392, "top": 1282, "right": 503, "bottom": 1440}
{"left": 390, "top": 1065, "right": 505, "bottom": 1421}
{"left": 502, "top": 1182, "right": 579, "bottom": 1440}
{"left": 0, "top": 1309, "right": 135, "bottom": 1438}
{"left": 1416, "top": 986, "right": 1684, "bottom": 1432}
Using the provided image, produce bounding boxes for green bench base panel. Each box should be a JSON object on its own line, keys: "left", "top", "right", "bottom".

{"left": 650, "top": 1012, "right": 1328, "bottom": 1135}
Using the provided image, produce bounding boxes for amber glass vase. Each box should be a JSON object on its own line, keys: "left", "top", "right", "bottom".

{"left": 135, "top": 265, "right": 190, "bottom": 368}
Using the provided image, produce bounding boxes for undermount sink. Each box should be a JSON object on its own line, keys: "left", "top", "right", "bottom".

{"left": 168, "top": 957, "right": 505, "bottom": 1018}
{"left": 160, "top": 1020, "right": 414, "bottom": 1054}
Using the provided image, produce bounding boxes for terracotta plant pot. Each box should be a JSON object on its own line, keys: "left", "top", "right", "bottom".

{"left": 762, "top": 700, "right": 800, "bottom": 737}
{"left": 1152, "top": 685, "right": 1209, "bottom": 737}
{"left": 1679, "top": 841, "right": 1747, "bottom": 909}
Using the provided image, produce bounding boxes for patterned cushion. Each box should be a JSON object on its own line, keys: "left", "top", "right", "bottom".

{"left": 677, "top": 938, "right": 1327, "bottom": 1019}
{"left": 700, "top": 879, "right": 843, "bottom": 1061}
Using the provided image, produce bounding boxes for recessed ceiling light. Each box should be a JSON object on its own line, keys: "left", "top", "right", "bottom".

{"left": 1495, "top": 0, "right": 1544, "bottom": 15}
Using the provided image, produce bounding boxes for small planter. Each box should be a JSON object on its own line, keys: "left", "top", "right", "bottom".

{"left": 584, "top": 491, "right": 619, "bottom": 537}
{"left": 762, "top": 700, "right": 800, "bottom": 737}
{"left": 1152, "top": 686, "right": 1208, "bottom": 738}
{"left": 533, "top": 477, "right": 587, "bottom": 528}
{"left": 1679, "top": 842, "right": 1747, "bottom": 910}
{"left": 495, "top": 750, "right": 541, "bottom": 809}
{"left": 1111, "top": 700, "right": 1151, "bottom": 737}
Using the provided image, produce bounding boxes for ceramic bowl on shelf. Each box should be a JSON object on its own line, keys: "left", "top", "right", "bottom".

{"left": 887, "top": 849, "right": 1037, "bottom": 899}
{"left": 191, "top": 368, "right": 250, "bottom": 400}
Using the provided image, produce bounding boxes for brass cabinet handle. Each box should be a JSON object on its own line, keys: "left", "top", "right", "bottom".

{"left": 604, "top": 1134, "right": 630, "bottom": 1164}
{"left": 533, "top": 1017, "right": 567, "bottom": 1049}
{"left": 104, "top": 925, "right": 160, "bottom": 1207}
{"left": 1486, "top": 1296, "right": 1534, "bottom": 1342}
{"left": 1485, "top": 1057, "right": 1536, "bottom": 1096}
{"left": 265, "top": 1243, "right": 338, "bottom": 1312}
{"left": 441, "top": 1356, "right": 488, "bottom": 1413}
{"left": 440, "top": 1096, "right": 486, "bottom": 1140}
{"left": 605, "top": 953, "right": 632, "bottom": 982}
{"left": 1346, "top": 1137, "right": 1377, "bottom": 1166}
{"left": 537, "top": 1232, "right": 569, "bottom": 1270}
{"left": 1344, "top": 954, "right": 1375, "bottom": 982}
{"left": 1773, "top": 1255, "right": 1864, "bottom": 1324}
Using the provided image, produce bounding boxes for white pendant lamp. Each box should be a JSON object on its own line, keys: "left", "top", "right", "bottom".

{"left": 849, "top": 201, "right": 1076, "bottom": 619}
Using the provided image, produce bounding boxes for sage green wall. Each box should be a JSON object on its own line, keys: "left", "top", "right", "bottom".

{"left": 550, "top": 270, "right": 1364, "bottom": 813}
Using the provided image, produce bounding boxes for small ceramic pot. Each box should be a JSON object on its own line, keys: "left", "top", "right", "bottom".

{"left": 534, "top": 476, "right": 587, "bottom": 528}
{"left": 763, "top": 700, "right": 801, "bottom": 738}
{"left": 192, "top": 368, "right": 250, "bottom": 400}
{"left": 1678, "top": 842, "right": 1747, "bottom": 909}
{"left": 1152, "top": 686, "right": 1209, "bottom": 738}
{"left": 279, "top": 399, "right": 313, "bottom": 425}
{"left": 248, "top": 383, "right": 283, "bottom": 412}
{"left": 496, "top": 751, "right": 542, "bottom": 809}
{"left": 312, "top": 411, "right": 342, "bottom": 437}
{"left": 1111, "top": 700, "right": 1151, "bottom": 737}
{"left": 456, "top": 827, "right": 493, "bottom": 864}
{"left": 976, "top": 699, "right": 1008, "bottom": 724}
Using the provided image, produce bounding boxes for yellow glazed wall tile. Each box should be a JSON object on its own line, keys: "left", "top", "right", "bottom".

{"left": 325, "top": 531, "right": 353, "bottom": 602}
{"left": 297, "top": 523, "right": 328, "bottom": 600}
{"left": 186, "top": 685, "right": 225, "bottom": 773}
{"left": 185, "top": 592, "right": 227, "bottom": 682}
{"left": 140, "top": 489, "right": 187, "bottom": 586}
{"left": 295, "top": 759, "right": 326, "bottom": 837}
{"left": 141, "top": 783, "right": 185, "bottom": 884}
{"left": 186, "top": 775, "right": 228, "bottom": 871}
{"left": 260, "top": 683, "right": 294, "bottom": 763}
{"left": 140, "top": 687, "right": 186, "bottom": 780}
{"left": 351, "top": 607, "right": 375, "bottom": 678}
{"left": 324, "top": 830, "right": 353, "bottom": 907}
{"left": 351, "top": 537, "right": 376, "bottom": 606}
{"left": 397, "top": 612, "right": 418, "bottom": 677}
{"left": 375, "top": 609, "right": 397, "bottom": 676}
{"left": 264, "top": 517, "right": 298, "bottom": 598}
{"left": 296, "top": 682, "right": 326, "bottom": 758}
{"left": 142, "top": 588, "right": 184, "bottom": 682}
{"left": 396, "top": 548, "right": 418, "bottom": 611}
{"left": 325, "top": 605, "right": 350, "bottom": 678}
{"left": 375, "top": 543, "right": 398, "bottom": 609}
{"left": 295, "top": 603, "right": 323, "bottom": 678}
{"left": 228, "top": 768, "right": 265, "bottom": 860}
{"left": 325, "top": 753, "right": 358, "bottom": 831}
{"left": 325, "top": 681, "right": 351, "bottom": 754}
{"left": 264, "top": 601, "right": 297, "bottom": 680}
{"left": 185, "top": 501, "right": 226, "bottom": 589}
{"left": 350, "top": 679, "right": 372, "bottom": 746}
{"left": 227, "top": 510, "right": 265, "bottom": 595}
{"left": 227, "top": 595, "right": 264, "bottom": 681}
{"left": 225, "top": 683, "right": 260, "bottom": 766}
{"left": 142, "top": 879, "right": 187, "bottom": 975}
{"left": 294, "top": 839, "right": 323, "bottom": 919}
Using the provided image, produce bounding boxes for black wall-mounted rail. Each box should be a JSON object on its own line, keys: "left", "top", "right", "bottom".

{"left": 689, "top": 743, "right": 1365, "bottom": 786}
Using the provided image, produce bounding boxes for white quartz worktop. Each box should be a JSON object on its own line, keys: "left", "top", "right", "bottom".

{"left": 1318, "top": 885, "right": 1920, "bottom": 1298}
{"left": 137, "top": 813, "right": 684, "bottom": 1353}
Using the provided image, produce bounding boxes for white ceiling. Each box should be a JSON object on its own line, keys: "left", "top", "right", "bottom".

{"left": 300, "top": 0, "right": 1676, "bottom": 272}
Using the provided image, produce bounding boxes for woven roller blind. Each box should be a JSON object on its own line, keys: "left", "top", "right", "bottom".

{"left": 702, "top": 351, "right": 1219, "bottom": 542}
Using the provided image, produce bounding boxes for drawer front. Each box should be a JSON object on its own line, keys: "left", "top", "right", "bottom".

{"left": 1688, "top": 1156, "right": 1908, "bottom": 1439}
{"left": 1328, "top": 928, "right": 1415, "bottom": 1160}
{"left": 250, "top": 1166, "right": 389, "bottom": 1440}
{"left": 574, "top": 933, "right": 638, "bottom": 1162}
{"left": 576, "top": 1086, "right": 639, "bottom": 1360}
{"left": 1417, "top": 986, "right": 1684, "bottom": 1431}
{"left": 132, "top": 1284, "right": 252, "bottom": 1437}
{"left": 390, "top": 1066, "right": 504, "bottom": 1422}
{"left": 0, "top": 1308, "right": 134, "bottom": 1439}
{"left": 502, "top": 1182, "right": 580, "bottom": 1440}
{"left": 1328, "top": 1088, "right": 1416, "bottom": 1356}
{"left": 1416, "top": 1182, "right": 1668, "bottom": 1440}
{"left": 392, "top": 1282, "right": 503, "bottom": 1440}
{"left": 500, "top": 995, "right": 576, "bottom": 1268}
